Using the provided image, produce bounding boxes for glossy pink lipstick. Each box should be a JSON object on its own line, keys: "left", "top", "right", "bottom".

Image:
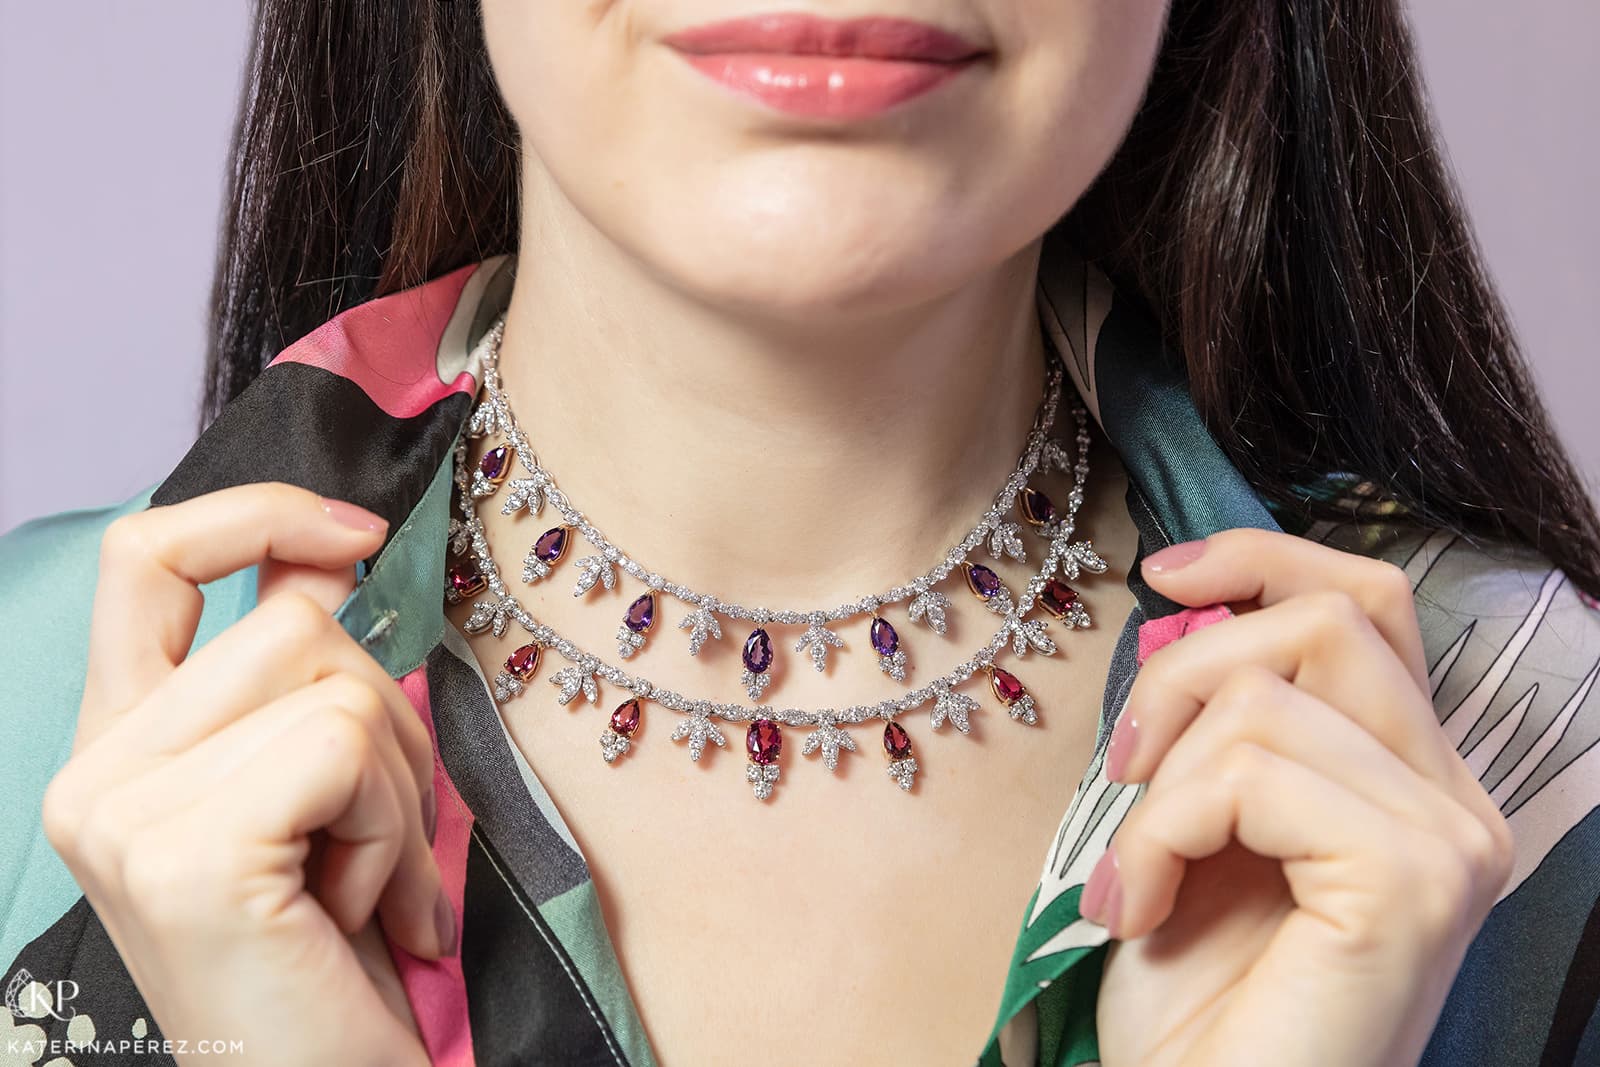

{"left": 662, "top": 13, "right": 986, "bottom": 119}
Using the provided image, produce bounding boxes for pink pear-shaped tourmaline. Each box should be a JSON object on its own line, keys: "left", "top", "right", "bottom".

{"left": 532, "top": 526, "right": 569, "bottom": 563}
{"left": 870, "top": 616, "right": 899, "bottom": 656}
{"left": 883, "top": 720, "right": 913, "bottom": 759}
{"left": 505, "top": 642, "right": 541, "bottom": 679}
{"left": 1019, "top": 486, "right": 1057, "bottom": 526}
{"left": 990, "top": 665, "right": 1025, "bottom": 705}
{"left": 965, "top": 563, "right": 1002, "bottom": 599}
{"left": 747, "top": 718, "right": 782, "bottom": 764}
{"left": 610, "top": 698, "right": 642, "bottom": 736}
{"left": 624, "top": 593, "right": 655, "bottom": 633}
{"left": 1038, "top": 579, "right": 1079, "bottom": 619}
{"left": 743, "top": 628, "right": 773, "bottom": 674}
{"left": 479, "top": 445, "right": 511, "bottom": 483}
{"left": 448, "top": 560, "right": 486, "bottom": 598}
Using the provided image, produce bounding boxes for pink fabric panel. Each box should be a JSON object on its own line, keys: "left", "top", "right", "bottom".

{"left": 385, "top": 664, "right": 478, "bottom": 1067}
{"left": 267, "top": 261, "right": 480, "bottom": 418}
{"left": 1136, "top": 602, "right": 1235, "bottom": 666}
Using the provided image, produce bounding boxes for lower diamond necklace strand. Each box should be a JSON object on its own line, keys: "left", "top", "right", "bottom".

{"left": 446, "top": 315, "right": 1109, "bottom": 800}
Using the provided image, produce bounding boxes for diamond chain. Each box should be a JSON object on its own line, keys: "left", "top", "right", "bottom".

{"left": 448, "top": 315, "right": 1108, "bottom": 798}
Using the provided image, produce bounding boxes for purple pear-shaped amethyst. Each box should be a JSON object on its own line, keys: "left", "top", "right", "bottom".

{"left": 479, "top": 445, "right": 510, "bottom": 483}
{"left": 533, "top": 526, "right": 569, "bottom": 563}
{"left": 870, "top": 616, "right": 899, "bottom": 656}
{"left": 742, "top": 628, "right": 773, "bottom": 674}
{"left": 624, "top": 593, "right": 655, "bottom": 633}
{"left": 1019, "top": 486, "right": 1057, "bottom": 526}
{"left": 965, "top": 562, "right": 1002, "bottom": 599}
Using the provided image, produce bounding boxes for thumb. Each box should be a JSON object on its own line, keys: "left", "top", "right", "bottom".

{"left": 256, "top": 556, "right": 360, "bottom": 613}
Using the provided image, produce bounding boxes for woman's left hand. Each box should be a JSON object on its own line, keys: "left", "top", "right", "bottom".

{"left": 1090, "top": 527, "right": 1514, "bottom": 1067}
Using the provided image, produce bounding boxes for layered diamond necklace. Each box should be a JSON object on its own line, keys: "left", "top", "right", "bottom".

{"left": 445, "top": 315, "right": 1108, "bottom": 800}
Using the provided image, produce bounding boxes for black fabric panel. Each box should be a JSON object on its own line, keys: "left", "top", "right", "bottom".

{"left": 7, "top": 895, "right": 178, "bottom": 1065}
{"left": 1542, "top": 892, "right": 1600, "bottom": 1066}
{"left": 149, "top": 361, "right": 471, "bottom": 543}
{"left": 426, "top": 643, "right": 591, "bottom": 906}
{"left": 461, "top": 829, "right": 630, "bottom": 1067}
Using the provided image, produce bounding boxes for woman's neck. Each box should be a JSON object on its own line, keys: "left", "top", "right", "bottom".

{"left": 495, "top": 189, "right": 1053, "bottom": 608}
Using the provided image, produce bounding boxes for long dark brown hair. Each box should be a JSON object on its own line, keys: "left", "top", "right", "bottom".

{"left": 203, "top": 0, "right": 1600, "bottom": 598}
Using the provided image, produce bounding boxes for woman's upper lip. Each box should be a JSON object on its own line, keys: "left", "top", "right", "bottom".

{"left": 661, "top": 13, "right": 987, "bottom": 62}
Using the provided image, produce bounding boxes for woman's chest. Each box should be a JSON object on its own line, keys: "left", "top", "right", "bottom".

{"left": 485, "top": 613, "right": 1128, "bottom": 1067}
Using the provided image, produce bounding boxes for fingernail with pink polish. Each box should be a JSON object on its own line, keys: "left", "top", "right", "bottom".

{"left": 1082, "top": 846, "right": 1122, "bottom": 936}
{"left": 435, "top": 890, "right": 458, "bottom": 956}
{"left": 1106, "top": 714, "right": 1139, "bottom": 782}
{"left": 1143, "top": 538, "right": 1207, "bottom": 573}
{"left": 421, "top": 785, "right": 437, "bottom": 846}
{"left": 321, "top": 497, "right": 388, "bottom": 533}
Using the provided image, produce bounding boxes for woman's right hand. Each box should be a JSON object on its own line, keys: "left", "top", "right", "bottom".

{"left": 40, "top": 483, "right": 450, "bottom": 1067}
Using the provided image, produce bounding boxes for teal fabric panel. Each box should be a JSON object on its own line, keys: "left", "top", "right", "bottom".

{"left": 0, "top": 488, "right": 257, "bottom": 966}
{"left": 1091, "top": 290, "right": 1283, "bottom": 543}
{"left": 541, "top": 880, "right": 660, "bottom": 1067}
{"left": 331, "top": 448, "right": 456, "bottom": 680}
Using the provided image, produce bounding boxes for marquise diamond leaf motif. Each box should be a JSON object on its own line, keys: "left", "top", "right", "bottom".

{"left": 929, "top": 685, "right": 978, "bottom": 734}
{"left": 466, "top": 399, "right": 507, "bottom": 438}
{"left": 907, "top": 589, "right": 951, "bottom": 635}
{"left": 670, "top": 710, "right": 727, "bottom": 761}
{"left": 794, "top": 622, "right": 845, "bottom": 672}
{"left": 1041, "top": 438, "right": 1073, "bottom": 475}
{"left": 1058, "top": 540, "right": 1109, "bottom": 582}
{"left": 501, "top": 477, "right": 544, "bottom": 517}
{"left": 446, "top": 516, "right": 478, "bottom": 556}
{"left": 551, "top": 662, "right": 601, "bottom": 706}
{"left": 678, "top": 603, "right": 723, "bottom": 655}
{"left": 987, "top": 521, "right": 1027, "bottom": 563}
{"left": 572, "top": 555, "right": 618, "bottom": 596}
{"left": 1004, "top": 614, "right": 1058, "bottom": 658}
{"left": 800, "top": 720, "right": 857, "bottom": 772}
{"left": 464, "top": 595, "right": 520, "bottom": 638}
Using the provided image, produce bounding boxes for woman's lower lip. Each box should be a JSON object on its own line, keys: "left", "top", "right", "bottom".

{"left": 677, "top": 53, "right": 973, "bottom": 119}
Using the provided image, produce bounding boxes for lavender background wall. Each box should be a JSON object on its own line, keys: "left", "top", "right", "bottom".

{"left": 2, "top": 2, "right": 1595, "bottom": 533}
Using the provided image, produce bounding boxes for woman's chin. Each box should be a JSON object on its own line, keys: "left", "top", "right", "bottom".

{"left": 630, "top": 209, "right": 1013, "bottom": 323}
{"left": 660, "top": 243, "right": 984, "bottom": 324}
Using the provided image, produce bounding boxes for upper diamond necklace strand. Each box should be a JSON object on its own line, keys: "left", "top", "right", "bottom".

{"left": 445, "top": 315, "right": 1109, "bottom": 800}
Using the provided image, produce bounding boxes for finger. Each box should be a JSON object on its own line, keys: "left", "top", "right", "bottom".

{"left": 90, "top": 592, "right": 434, "bottom": 799}
{"left": 1111, "top": 590, "right": 1454, "bottom": 789}
{"left": 257, "top": 557, "right": 359, "bottom": 615}
{"left": 56, "top": 673, "right": 435, "bottom": 918}
{"left": 82, "top": 484, "right": 388, "bottom": 734}
{"left": 1139, "top": 528, "right": 1430, "bottom": 694}
{"left": 211, "top": 696, "right": 449, "bottom": 959}
{"left": 1144, "top": 666, "right": 1481, "bottom": 849}
{"left": 1088, "top": 742, "right": 1430, "bottom": 943}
